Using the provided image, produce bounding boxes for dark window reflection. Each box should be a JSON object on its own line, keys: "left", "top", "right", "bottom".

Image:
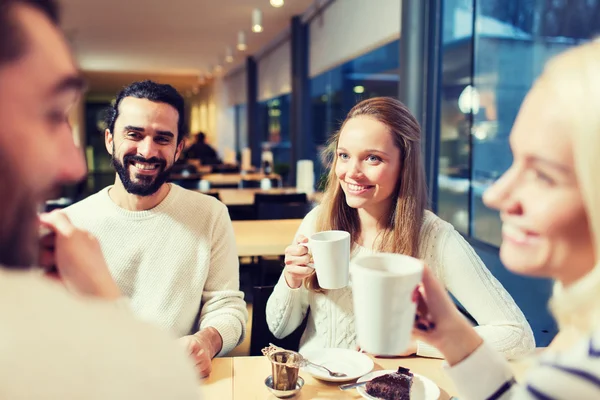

{"left": 439, "top": 0, "right": 600, "bottom": 245}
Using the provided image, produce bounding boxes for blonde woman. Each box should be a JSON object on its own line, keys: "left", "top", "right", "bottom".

{"left": 412, "top": 41, "right": 600, "bottom": 398}
{"left": 265, "top": 97, "right": 535, "bottom": 359}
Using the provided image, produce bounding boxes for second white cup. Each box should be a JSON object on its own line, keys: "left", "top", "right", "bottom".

{"left": 351, "top": 253, "right": 424, "bottom": 356}
{"left": 301, "top": 230, "right": 350, "bottom": 289}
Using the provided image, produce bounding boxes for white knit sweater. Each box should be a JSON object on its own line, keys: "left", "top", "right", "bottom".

{"left": 0, "top": 269, "right": 199, "bottom": 399}
{"left": 266, "top": 207, "right": 535, "bottom": 359}
{"left": 65, "top": 184, "right": 247, "bottom": 355}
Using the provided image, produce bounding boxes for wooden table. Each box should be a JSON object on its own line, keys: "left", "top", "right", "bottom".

{"left": 200, "top": 357, "right": 233, "bottom": 400}
{"left": 203, "top": 173, "right": 281, "bottom": 186}
{"left": 204, "top": 188, "right": 322, "bottom": 206}
{"left": 202, "top": 355, "right": 534, "bottom": 399}
{"left": 232, "top": 219, "right": 302, "bottom": 257}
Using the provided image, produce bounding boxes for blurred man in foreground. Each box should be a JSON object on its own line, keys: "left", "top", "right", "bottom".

{"left": 0, "top": 0, "right": 198, "bottom": 397}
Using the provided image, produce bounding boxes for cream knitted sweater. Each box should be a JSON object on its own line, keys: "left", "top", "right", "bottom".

{"left": 0, "top": 269, "right": 199, "bottom": 399}
{"left": 65, "top": 184, "right": 247, "bottom": 355}
{"left": 266, "top": 207, "right": 535, "bottom": 359}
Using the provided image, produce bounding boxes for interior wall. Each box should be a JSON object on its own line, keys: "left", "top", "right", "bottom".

{"left": 309, "top": 0, "right": 401, "bottom": 78}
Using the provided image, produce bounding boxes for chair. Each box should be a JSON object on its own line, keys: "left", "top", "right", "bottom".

{"left": 239, "top": 179, "right": 261, "bottom": 189}
{"left": 255, "top": 193, "right": 309, "bottom": 220}
{"left": 239, "top": 178, "right": 282, "bottom": 189}
{"left": 211, "top": 164, "right": 240, "bottom": 174}
{"left": 210, "top": 183, "right": 240, "bottom": 189}
{"left": 171, "top": 178, "right": 201, "bottom": 190}
{"left": 204, "top": 192, "right": 221, "bottom": 201}
{"left": 249, "top": 285, "right": 309, "bottom": 356}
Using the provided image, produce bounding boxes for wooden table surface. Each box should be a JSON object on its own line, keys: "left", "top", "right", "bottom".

{"left": 203, "top": 188, "right": 322, "bottom": 206}
{"left": 199, "top": 357, "right": 233, "bottom": 400}
{"left": 203, "top": 173, "right": 281, "bottom": 186}
{"left": 232, "top": 219, "right": 302, "bottom": 257}
{"left": 202, "top": 354, "right": 535, "bottom": 399}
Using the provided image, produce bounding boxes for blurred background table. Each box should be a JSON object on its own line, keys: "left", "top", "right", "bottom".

{"left": 232, "top": 219, "right": 301, "bottom": 257}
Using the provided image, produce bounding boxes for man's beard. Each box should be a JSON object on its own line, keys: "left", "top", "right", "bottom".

{"left": 0, "top": 154, "right": 39, "bottom": 268}
{"left": 112, "top": 150, "right": 172, "bottom": 196}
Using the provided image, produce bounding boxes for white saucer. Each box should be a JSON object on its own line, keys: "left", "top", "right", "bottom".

{"left": 299, "top": 348, "right": 374, "bottom": 382}
{"left": 356, "top": 369, "right": 441, "bottom": 400}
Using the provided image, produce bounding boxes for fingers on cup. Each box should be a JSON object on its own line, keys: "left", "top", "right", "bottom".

{"left": 285, "top": 264, "right": 314, "bottom": 277}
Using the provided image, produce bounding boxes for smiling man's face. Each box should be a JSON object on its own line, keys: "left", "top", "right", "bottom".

{"left": 106, "top": 96, "right": 183, "bottom": 196}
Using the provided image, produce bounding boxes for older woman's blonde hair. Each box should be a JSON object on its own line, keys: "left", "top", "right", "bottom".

{"left": 538, "top": 40, "right": 600, "bottom": 334}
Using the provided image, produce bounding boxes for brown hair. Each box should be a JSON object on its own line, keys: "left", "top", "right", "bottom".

{"left": 305, "top": 97, "right": 428, "bottom": 291}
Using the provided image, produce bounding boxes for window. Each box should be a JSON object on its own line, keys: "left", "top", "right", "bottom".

{"left": 438, "top": 0, "right": 600, "bottom": 246}
{"left": 310, "top": 39, "right": 400, "bottom": 188}
{"left": 234, "top": 103, "right": 247, "bottom": 155}
{"left": 257, "top": 94, "right": 292, "bottom": 183}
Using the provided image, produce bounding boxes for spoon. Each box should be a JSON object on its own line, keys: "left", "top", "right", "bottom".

{"left": 304, "top": 359, "right": 348, "bottom": 378}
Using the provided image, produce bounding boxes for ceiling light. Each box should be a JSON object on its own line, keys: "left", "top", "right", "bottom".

{"left": 214, "top": 64, "right": 223, "bottom": 74}
{"left": 252, "top": 9, "right": 263, "bottom": 33}
{"left": 237, "top": 31, "right": 247, "bottom": 51}
{"left": 353, "top": 85, "right": 365, "bottom": 94}
{"left": 192, "top": 86, "right": 199, "bottom": 95}
{"left": 270, "top": 0, "right": 284, "bottom": 7}
{"left": 225, "top": 47, "right": 234, "bottom": 63}
{"left": 458, "top": 85, "right": 480, "bottom": 114}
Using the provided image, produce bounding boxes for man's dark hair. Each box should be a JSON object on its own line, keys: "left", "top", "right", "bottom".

{"left": 105, "top": 80, "right": 187, "bottom": 144}
{"left": 0, "top": 0, "right": 59, "bottom": 64}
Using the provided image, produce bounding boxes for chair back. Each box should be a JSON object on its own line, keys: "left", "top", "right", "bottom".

{"left": 249, "top": 285, "right": 308, "bottom": 356}
{"left": 204, "top": 192, "right": 221, "bottom": 201}
{"left": 255, "top": 193, "right": 309, "bottom": 220}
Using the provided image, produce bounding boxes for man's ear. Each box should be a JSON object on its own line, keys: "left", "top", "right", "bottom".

{"left": 175, "top": 138, "right": 185, "bottom": 161}
{"left": 105, "top": 129, "right": 114, "bottom": 155}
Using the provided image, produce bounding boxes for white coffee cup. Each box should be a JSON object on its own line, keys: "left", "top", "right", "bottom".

{"left": 260, "top": 178, "right": 272, "bottom": 190}
{"left": 198, "top": 179, "right": 210, "bottom": 192}
{"left": 300, "top": 230, "right": 350, "bottom": 289}
{"left": 351, "top": 253, "right": 424, "bottom": 355}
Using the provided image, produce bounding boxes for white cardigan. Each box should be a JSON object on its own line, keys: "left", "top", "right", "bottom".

{"left": 266, "top": 207, "right": 535, "bottom": 359}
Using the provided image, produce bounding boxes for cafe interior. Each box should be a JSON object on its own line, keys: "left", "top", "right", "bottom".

{"left": 46, "top": 0, "right": 600, "bottom": 397}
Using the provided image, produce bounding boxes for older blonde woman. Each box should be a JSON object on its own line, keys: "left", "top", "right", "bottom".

{"left": 413, "top": 41, "right": 600, "bottom": 399}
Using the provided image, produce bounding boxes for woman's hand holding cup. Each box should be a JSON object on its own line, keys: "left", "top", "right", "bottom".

{"left": 283, "top": 235, "right": 315, "bottom": 289}
{"left": 411, "top": 266, "right": 483, "bottom": 366}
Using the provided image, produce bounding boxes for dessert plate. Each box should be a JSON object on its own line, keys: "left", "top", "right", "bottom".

{"left": 356, "top": 369, "right": 441, "bottom": 400}
{"left": 299, "top": 348, "right": 374, "bottom": 382}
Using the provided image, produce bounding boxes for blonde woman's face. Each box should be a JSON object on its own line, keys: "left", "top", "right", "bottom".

{"left": 483, "top": 83, "right": 594, "bottom": 285}
{"left": 335, "top": 116, "right": 401, "bottom": 213}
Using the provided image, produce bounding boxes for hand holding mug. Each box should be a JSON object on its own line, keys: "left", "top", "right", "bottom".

{"left": 38, "top": 211, "right": 121, "bottom": 300}
{"left": 283, "top": 235, "right": 314, "bottom": 289}
{"left": 411, "top": 266, "right": 483, "bottom": 366}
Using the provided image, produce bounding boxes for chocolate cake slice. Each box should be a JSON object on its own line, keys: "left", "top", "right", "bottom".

{"left": 365, "top": 367, "right": 413, "bottom": 400}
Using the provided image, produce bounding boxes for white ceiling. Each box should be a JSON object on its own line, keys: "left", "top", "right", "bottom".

{"left": 60, "top": 0, "right": 315, "bottom": 77}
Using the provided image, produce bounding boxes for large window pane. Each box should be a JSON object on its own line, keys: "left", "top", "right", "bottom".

{"left": 310, "top": 39, "right": 400, "bottom": 188}
{"left": 258, "top": 94, "right": 292, "bottom": 184}
{"left": 437, "top": 0, "right": 473, "bottom": 235}
{"left": 439, "top": 0, "right": 600, "bottom": 245}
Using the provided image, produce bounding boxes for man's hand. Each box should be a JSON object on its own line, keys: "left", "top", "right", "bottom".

{"left": 38, "top": 211, "right": 121, "bottom": 300}
{"left": 178, "top": 327, "right": 223, "bottom": 378}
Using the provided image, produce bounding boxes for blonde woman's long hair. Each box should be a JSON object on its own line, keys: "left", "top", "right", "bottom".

{"left": 537, "top": 40, "right": 600, "bottom": 334}
{"left": 305, "top": 97, "right": 428, "bottom": 291}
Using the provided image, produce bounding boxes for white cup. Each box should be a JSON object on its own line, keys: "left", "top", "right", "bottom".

{"left": 351, "top": 253, "right": 424, "bottom": 355}
{"left": 260, "top": 178, "right": 273, "bottom": 190}
{"left": 198, "top": 179, "right": 210, "bottom": 192}
{"left": 300, "top": 230, "right": 350, "bottom": 289}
